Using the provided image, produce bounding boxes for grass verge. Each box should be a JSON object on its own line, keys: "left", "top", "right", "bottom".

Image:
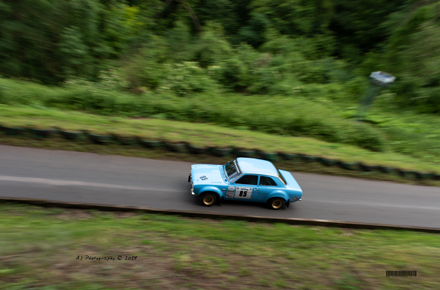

{"left": 0, "top": 105, "right": 439, "bottom": 186}
{"left": 0, "top": 202, "right": 439, "bottom": 290}
{"left": 2, "top": 77, "right": 440, "bottom": 162}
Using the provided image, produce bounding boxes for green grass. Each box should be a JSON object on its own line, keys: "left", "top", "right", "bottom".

{"left": 1, "top": 77, "right": 440, "bottom": 162}
{"left": 0, "top": 105, "right": 439, "bottom": 176}
{"left": 0, "top": 203, "right": 439, "bottom": 289}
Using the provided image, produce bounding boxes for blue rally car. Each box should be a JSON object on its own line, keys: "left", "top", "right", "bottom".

{"left": 188, "top": 157, "right": 303, "bottom": 210}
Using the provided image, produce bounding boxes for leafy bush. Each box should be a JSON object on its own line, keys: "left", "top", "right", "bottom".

{"left": 0, "top": 77, "right": 386, "bottom": 151}
{"left": 0, "top": 78, "right": 61, "bottom": 106}
{"left": 121, "top": 35, "right": 170, "bottom": 89}
{"left": 156, "top": 62, "right": 221, "bottom": 97}
{"left": 5, "top": 74, "right": 440, "bottom": 158}
{"left": 210, "top": 43, "right": 281, "bottom": 93}
{"left": 362, "top": 1, "right": 440, "bottom": 114}
{"left": 0, "top": 0, "right": 135, "bottom": 84}
{"left": 193, "top": 22, "right": 234, "bottom": 68}
{"left": 65, "top": 68, "right": 129, "bottom": 92}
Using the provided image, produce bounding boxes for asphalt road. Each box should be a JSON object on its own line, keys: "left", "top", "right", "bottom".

{"left": 1, "top": 145, "right": 439, "bottom": 228}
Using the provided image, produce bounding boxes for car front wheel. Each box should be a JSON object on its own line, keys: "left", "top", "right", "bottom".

{"left": 200, "top": 192, "right": 217, "bottom": 206}
{"left": 268, "top": 198, "right": 285, "bottom": 210}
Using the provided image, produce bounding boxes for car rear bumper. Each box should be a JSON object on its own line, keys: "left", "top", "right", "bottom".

{"left": 291, "top": 196, "right": 302, "bottom": 202}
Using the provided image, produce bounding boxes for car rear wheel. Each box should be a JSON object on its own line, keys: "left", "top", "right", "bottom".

{"left": 268, "top": 198, "right": 285, "bottom": 210}
{"left": 201, "top": 192, "right": 217, "bottom": 206}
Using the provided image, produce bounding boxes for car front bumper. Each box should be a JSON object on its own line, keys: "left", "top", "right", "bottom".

{"left": 190, "top": 178, "right": 196, "bottom": 195}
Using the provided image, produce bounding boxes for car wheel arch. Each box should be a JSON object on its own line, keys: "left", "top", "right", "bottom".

{"left": 198, "top": 186, "right": 223, "bottom": 199}
{"left": 265, "top": 191, "right": 289, "bottom": 203}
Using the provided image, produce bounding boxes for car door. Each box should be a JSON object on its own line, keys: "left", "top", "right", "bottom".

{"left": 229, "top": 174, "right": 259, "bottom": 201}
{"left": 257, "top": 175, "right": 279, "bottom": 202}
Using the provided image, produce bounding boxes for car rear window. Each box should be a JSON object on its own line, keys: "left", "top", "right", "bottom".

{"left": 278, "top": 170, "right": 287, "bottom": 185}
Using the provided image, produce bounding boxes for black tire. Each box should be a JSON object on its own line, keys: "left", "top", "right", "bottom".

{"left": 200, "top": 192, "right": 217, "bottom": 207}
{"left": 267, "top": 198, "right": 285, "bottom": 210}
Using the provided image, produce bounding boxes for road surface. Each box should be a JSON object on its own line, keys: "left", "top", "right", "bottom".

{"left": 0, "top": 145, "right": 439, "bottom": 228}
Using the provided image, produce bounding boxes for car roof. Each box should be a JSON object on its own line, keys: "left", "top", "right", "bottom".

{"left": 236, "top": 157, "right": 278, "bottom": 176}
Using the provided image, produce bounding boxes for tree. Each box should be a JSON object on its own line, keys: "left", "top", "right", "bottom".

{"left": 0, "top": 0, "right": 133, "bottom": 83}
{"left": 329, "top": 0, "right": 404, "bottom": 60}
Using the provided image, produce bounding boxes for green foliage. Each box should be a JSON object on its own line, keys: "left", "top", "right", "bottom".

{"left": 0, "top": 0, "right": 134, "bottom": 84}
{"left": 366, "top": 109, "right": 440, "bottom": 162}
{"left": 65, "top": 68, "right": 129, "bottom": 92}
{"left": 0, "top": 77, "right": 387, "bottom": 152}
{"left": 156, "top": 62, "right": 221, "bottom": 97}
{"left": 195, "top": 0, "right": 250, "bottom": 39}
{"left": 1, "top": 0, "right": 438, "bottom": 115}
{"left": 121, "top": 23, "right": 221, "bottom": 95}
{"left": 365, "top": 1, "right": 440, "bottom": 113}
{"left": 250, "top": 0, "right": 334, "bottom": 36}
{"left": 1, "top": 0, "right": 440, "bottom": 163}
{"left": 261, "top": 31, "right": 348, "bottom": 85}
{"left": 344, "top": 77, "right": 369, "bottom": 101}
{"left": 58, "top": 26, "right": 94, "bottom": 78}
{"left": 237, "top": 12, "right": 271, "bottom": 47}
{"left": 122, "top": 35, "right": 170, "bottom": 89}
{"left": 193, "top": 22, "right": 233, "bottom": 68}
{"left": 4, "top": 76, "right": 440, "bottom": 162}
{"left": 166, "top": 21, "right": 194, "bottom": 63}
{"left": 0, "top": 78, "right": 65, "bottom": 107}
{"left": 210, "top": 43, "right": 281, "bottom": 93}
{"left": 329, "top": 0, "right": 405, "bottom": 60}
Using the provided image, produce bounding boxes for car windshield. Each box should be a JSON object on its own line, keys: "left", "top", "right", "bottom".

{"left": 224, "top": 160, "right": 241, "bottom": 181}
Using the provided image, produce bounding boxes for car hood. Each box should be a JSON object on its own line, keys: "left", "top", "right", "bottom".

{"left": 191, "top": 164, "right": 226, "bottom": 185}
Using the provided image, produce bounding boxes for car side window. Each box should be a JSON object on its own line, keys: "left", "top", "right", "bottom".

{"left": 235, "top": 175, "right": 258, "bottom": 185}
{"left": 259, "top": 176, "right": 278, "bottom": 186}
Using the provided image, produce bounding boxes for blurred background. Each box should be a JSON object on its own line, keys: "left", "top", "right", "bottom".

{"left": 0, "top": 0, "right": 439, "bottom": 163}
